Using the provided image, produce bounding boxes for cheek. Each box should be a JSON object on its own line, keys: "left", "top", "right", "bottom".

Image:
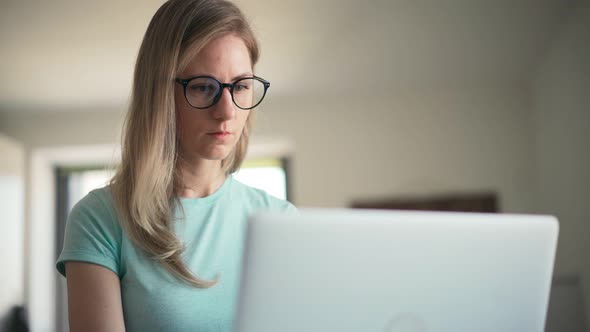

{"left": 178, "top": 111, "right": 209, "bottom": 141}
{"left": 175, "top": 89, "right": 207, "bottom": 137}
{"left": 238, "top": 111, "right": 251, "bottom": 130}
{"left": 176, "top": 107, "right": 200, "bottom": 148}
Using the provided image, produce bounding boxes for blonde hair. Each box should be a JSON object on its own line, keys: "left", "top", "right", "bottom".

{"left": 110, "top": 0, "right": 259, "bottom": 288}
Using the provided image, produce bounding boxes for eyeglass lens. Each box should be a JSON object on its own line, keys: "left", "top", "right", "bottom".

{"left": 185, "top": 77, "right": 266, "bottom": 109}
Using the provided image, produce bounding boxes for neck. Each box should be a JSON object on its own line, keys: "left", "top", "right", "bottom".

{"left": 175, "top": 157, "right": 226, "bottom": 199}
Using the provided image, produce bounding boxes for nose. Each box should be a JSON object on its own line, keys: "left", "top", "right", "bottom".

{"left": 211, "top": 87, "right": 236, "bottom": 120}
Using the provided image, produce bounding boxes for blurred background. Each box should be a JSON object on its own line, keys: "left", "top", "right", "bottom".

{"left": 0, "top": 0, "right": 589, "bottom": 331}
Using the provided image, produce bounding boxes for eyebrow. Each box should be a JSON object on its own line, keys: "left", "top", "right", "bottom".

{"left": 231, "top": 72, "right": 254, "bottom": 81}
{"left": 182, "top": 72, "right": 253, "bottom": 81}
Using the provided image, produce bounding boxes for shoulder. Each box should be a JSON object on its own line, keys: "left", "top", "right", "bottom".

{"left": 57, "top": 185, "right": 123, "bottom": 276}
{"left": 229, "top": 177, "right": 297, "bottom": 214}
{"left": 71, "top": 186, "right": 119, "bottom": 226}
{"left": 65, "top": 185, "right": 123, "bottom": 253}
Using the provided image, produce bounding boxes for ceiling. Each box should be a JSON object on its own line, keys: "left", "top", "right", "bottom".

{"left": 0, "top": 0, "right": 580, "bottom": 111}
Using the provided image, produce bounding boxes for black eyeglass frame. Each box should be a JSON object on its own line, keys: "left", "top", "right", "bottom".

{"left": 175, "top": 75, "right": 270, "bottom": 110}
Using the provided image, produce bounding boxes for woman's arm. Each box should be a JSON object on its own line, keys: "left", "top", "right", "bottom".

{"left": 65, "top": 262, "right": 126, "bottom": 332}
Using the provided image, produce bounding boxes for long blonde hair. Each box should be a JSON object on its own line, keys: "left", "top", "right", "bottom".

{"left": 110, "top": 0, "right": 259, "bottom": 288}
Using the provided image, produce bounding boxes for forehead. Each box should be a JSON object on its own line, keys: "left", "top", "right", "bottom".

{"left": 182, "top": 34, "right": 252, "bottom": 79}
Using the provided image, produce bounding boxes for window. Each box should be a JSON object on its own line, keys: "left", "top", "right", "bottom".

{"left": 234, "top": 158, "right": 290, "bottom": 200}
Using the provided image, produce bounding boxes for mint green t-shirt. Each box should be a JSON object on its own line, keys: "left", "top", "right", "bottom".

{"left": 56, "top": 176, "right": 295, "bottom": 332}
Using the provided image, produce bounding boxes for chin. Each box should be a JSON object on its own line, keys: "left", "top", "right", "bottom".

{"left": 200, "top": 148, "right": 233, "bottom": 161}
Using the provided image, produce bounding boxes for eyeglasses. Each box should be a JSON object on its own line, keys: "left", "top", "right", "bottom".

{"left": 175, "top": 75, "right": 270, "bottom": 110}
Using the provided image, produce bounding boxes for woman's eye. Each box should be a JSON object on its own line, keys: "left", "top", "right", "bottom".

{"left": 235, "top": 84, "right": 250, "bottom": 92}
{"left": 190, "top": 84, "right": 215, "bottom": 94}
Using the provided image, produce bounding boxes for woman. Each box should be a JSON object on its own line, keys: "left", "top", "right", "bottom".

{"left": 56, "top": 0, "right": 295, "bottom": 331}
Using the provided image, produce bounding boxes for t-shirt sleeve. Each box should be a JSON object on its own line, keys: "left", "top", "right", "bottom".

{"left": 56, "top": 189, "right": 122, "bottom": 278}
{"left": 282, "top": 200, "right": 298, "bottom": 214}
{"left": 263, "top": 193, "right": 298, "bottom": 215}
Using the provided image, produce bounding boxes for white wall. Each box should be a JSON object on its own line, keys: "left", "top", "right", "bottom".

{"left": 533, "top": 3, "right": 590, "bottom": 328}
{"left": 0, "top": 133, "right": 25, "bottom": 330}
{"left": 0, "top": 108, "right": 125, "bottom": 148}
{"left": 256, "top": 86, "right": 535, "bottom": 212}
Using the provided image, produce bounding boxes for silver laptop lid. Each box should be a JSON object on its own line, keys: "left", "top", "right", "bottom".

{"left": 235, "top": 209, "right": 558, "bottom": 332}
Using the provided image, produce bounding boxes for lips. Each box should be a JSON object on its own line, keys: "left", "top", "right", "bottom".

{"left": 208, "top": 131, "right": 230, "bottom": 135}
{"left": 207, "top": 131, "right": 231, "bottom": 140}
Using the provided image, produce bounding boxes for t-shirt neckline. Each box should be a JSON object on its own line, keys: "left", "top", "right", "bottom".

{"left": 178, "top": 175, "right": 233, "bottom": 206}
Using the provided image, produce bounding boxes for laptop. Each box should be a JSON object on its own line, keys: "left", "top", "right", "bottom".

{"left": 234, "top": 209, "right": 558, "bottom": 332}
